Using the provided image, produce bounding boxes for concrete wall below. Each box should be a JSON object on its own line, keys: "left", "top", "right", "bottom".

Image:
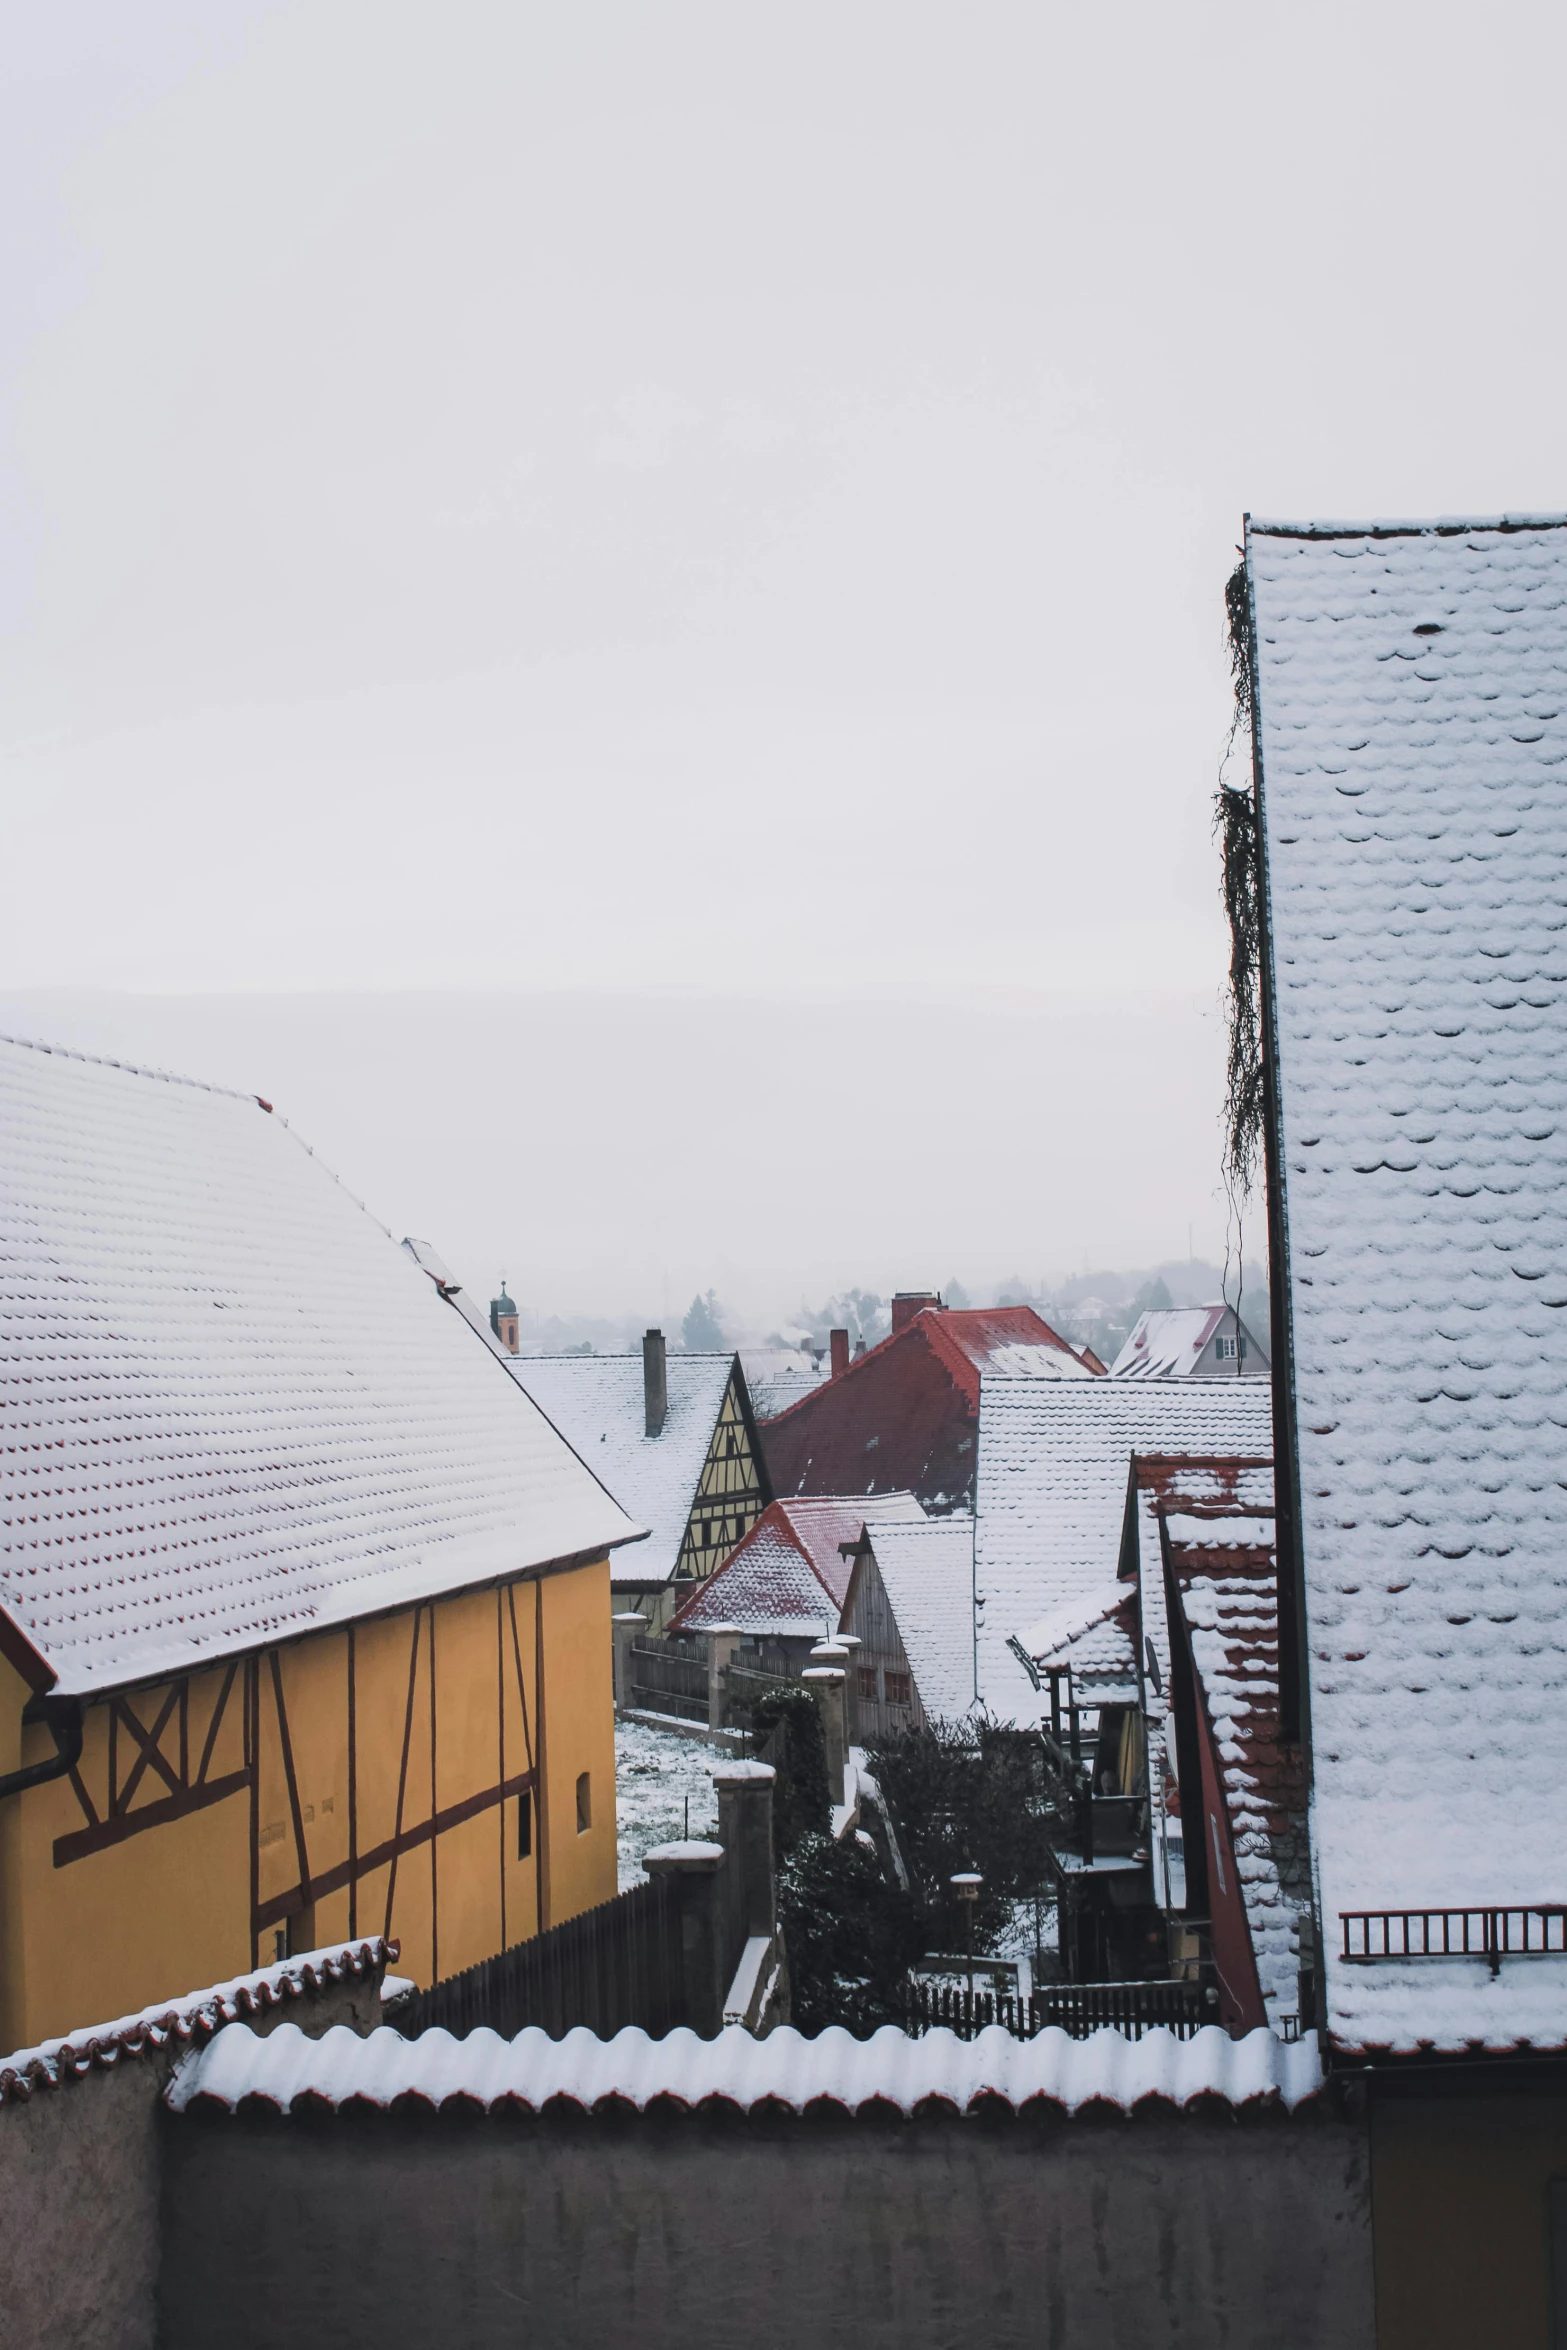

{"left": 0, "top": 1966, "right": 385, "bottom": 2350}
{"left": 159, "top": 2104, "right": 1375, "bottom": 2350}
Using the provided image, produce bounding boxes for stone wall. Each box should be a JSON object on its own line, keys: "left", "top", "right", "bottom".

{"left": 0, "top": 1962, "right": 385, "bottom": 2350}
{"left": 159, "top": 2101, "right": 1375, "bottom": 2350}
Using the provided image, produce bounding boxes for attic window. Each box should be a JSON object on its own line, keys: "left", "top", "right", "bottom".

{"left": 865, "top": 1434, "right": 880, "bottom": 1451}
{"left": 1216, "top": 1335, "right": 1246, "bottom": 1361}
{"left": 1413, "top": 622, "right": 1445, "bottom": 636}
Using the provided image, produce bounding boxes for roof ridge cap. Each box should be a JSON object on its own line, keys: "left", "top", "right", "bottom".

{"left": 0, "top": 1029, "right": 262, "bottom": 1107}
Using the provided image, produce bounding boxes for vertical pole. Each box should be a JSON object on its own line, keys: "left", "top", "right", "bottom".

{"left": 535, "top": 1578, "right": 550, "bottom": 1933}
{"left": 347, "top": 1625, "right": 358, "bottom": 1941}
{"left": 497, "top": 1586, "right": 507, "bottom": 1953}
{"left": 429, "top": 1604, "right": 439, "bottom": 1986}
{"left": 247, "top": 1656, "right": 260, "bottom": 1968}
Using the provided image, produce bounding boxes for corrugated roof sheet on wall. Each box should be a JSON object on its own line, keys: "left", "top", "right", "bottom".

{"left": 168, "top": 2016, "right": 1325, "bottom": 2118}
{"left": 1250, "top": 513, "right": 1567, "bottom": 2053}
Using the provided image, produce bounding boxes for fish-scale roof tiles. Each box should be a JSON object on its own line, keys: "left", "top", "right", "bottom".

{"left": 1249, "top": 513, "right": 1567, "bottom": 2053}
{"left": 0, "top": 1036, "right": 641, "bottom": 1695}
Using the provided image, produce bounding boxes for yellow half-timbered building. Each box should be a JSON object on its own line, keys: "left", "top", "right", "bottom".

{"left": 0, "top": 1036, "right": 642, "bottom": 2051}
{"left": 504, "top": 1334, "right": 770, "bottom": 1630}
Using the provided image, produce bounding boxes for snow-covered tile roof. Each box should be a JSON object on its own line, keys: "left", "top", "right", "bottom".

{"left": 1249, "top": 512, "right": 1567, "bottom": 2053}
{"left": 672, "top": 1495, "right": 925, "bottom": 1637}
{"left": 1029, "top": 1591, "right": 1139, "bottom": 1696}
{"left": 0, "top": 1938, "right": 393, "bottom": 2105}
{"left": 0, "top": 1036, "right": 642, "bottom": 1695}
{"left": 860, "top": 1515, "right": 977, "bottom": 1720}
{"left": 168, "top": 2016, "right": 1324, "bottom": 2117}
{"left": 1167, "top": 1515, "right": 1307, "bottom": 2032}
{"left": 1110, "top": 1304, "right": 1269, "bottom": 1379}
{"left": 504, "top": 1352, "right": 737, "bottom": 1586}
{"left": 974, "top": 1380, "right": 1273, "bottom": 1725}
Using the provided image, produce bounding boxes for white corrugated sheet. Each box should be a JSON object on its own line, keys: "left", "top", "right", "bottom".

{"left": 505, "top": 1352, "right": 736, "bottom": 1586}
{"left": 974, "top": 1381, "right": 1273, "bottom": 1724}
{"left": 0, "top": 1036, "right": 642, "bottom": 1694}
{"left": 0, "top": 1939, "right": 393, "bottom": 2102}
{"left": 861, "top": 1515, "right": 977, "bottom": 1719}
{"left": 167, "top": 2016, "right": 1323, "bottom": 2116}
{"left": 1250, "top": 513, "right": 1567, "bottom": 2054}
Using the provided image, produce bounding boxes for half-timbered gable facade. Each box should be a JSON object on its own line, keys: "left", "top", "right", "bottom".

{"left": 0, "top": 1036, "right": 641, "bottom": 2050}
{"left": 507, "top": 1338, "right": 770, "bottom": 1627}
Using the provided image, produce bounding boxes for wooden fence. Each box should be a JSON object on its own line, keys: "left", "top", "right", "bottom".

{"left": 628, "top": 1639, "right": 708, "bottom": 1724}
{"left": 392, "top": 1874, "right": 688, "bottom": 2041}
{"left": 900, "top": 1975, "right": 1206, "bottom": 2043}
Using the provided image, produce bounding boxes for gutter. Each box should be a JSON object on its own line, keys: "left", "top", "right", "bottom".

{"left": 0, "top": 1695, "right": 83, "bottom": 1802}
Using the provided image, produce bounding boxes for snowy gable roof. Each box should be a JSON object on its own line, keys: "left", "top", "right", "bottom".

{"left": 0, "top": 1037, "right": 641, "bottom": 1696}
{"left": 1110, "top": 1304, "right": 1268, "bottom": 1379}
{"left": 672, "top": 1495, "right": 925, "bottom": 1637}
{"left": 859, "top": 1516, "right": 977, "bottom": 1720}
{"left": 1249, "top": 513, "right": 1567, "bottom": 2053}
{"left": 1166, "top": 1512, "right": 1307, "bottom": 2034}
{"left": 974, "top": 1380, "right": 1273, "bottom": 1725}
{"left": 1027, "top": 1586, "right": 1139, "bottom": 1699}
{"left": 505, "top": 1352, "right": 736, "bottom": 1586}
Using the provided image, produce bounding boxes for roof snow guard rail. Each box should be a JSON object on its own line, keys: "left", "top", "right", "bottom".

{"left": 1341, "top": 1909, "right": 1567, "bottom": 1978}
{"left": 0, "top": 1939, "right": 397, "bottom": 2107}
{"left": 168, "top": 2017, "right": 1325, "bottom": 2119}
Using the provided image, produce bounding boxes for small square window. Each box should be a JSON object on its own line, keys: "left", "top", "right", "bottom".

{"left": 857, "top": 1666, "right": 879, "bottom": 1702}
{"left": 885, "top": 1671, "right": 911, "bottom": 1707}
{"left": 576, "top": 1771, "right": 592, "bottom": 1834}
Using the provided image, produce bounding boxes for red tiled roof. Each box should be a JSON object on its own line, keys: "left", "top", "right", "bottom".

{"left": 758, "top": 1307, "right": 1089, "bottom": 1514}
{"left": 669, "top": 1496, "right": 923, "bottom": 1634}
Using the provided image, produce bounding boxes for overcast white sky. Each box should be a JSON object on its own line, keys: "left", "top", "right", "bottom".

{"left": 3, "top": 2, "right": 1563, "bottom": 1320}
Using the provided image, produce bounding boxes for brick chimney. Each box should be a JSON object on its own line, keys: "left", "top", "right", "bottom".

{"left": 829, "top": 1328, "right": 850, "bottom": 1380}
{"left": 643, "top": 1328, "right": 668, "bottom": 1437}
{"left": 891, "top": 1291, "right": 941, "bottom": 1335}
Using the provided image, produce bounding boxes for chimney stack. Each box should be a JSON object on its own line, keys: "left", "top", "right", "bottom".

{"left": 829, "top": 1328, "right": 850, "bottom": 1380}
{"left": 891, "top": 1291, "right": 941, "bottom": 1335}
{"left": 643, "top": 1328, "right": 668, "bottom": 1437}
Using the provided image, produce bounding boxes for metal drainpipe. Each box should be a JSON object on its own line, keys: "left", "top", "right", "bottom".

{"left": 0, "top": 1695, "right": 83, "bottom": 1800}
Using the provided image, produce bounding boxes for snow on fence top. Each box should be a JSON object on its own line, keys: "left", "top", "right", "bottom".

{"left": 0, "top": 1938, "right": 394, "bottom": 2106}
{"left": 168, "top": 2017, "right": 1324, "bottom": 2119}
{"left": 1248, "top": 514, "right": 1567, "bottom": 2055}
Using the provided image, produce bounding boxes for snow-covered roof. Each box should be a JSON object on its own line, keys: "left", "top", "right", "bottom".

{"left": 974, "top": 1380, "right": 1273, "bottom": 1724}
{"left": 0, "top": 1938, "right": 393, "bottom": 2105}
{"left": 504, "top": 1352, "right": 737, "bottom": 1587}
{"left": 1028, "top": 1588, "right": 1139, "bottom": 1698}
{"left": 168, "top": 2016, "right": 1324, "bottom": 2117}
{"left": 858, "top": 1515, "right": 977, "bottom": 1719}
{"left": 1249, "top": 513, "right": 1567, "bottom": 2054}
{"left": 0, "top": 1035, "right": 643, "bottom": 1696}
{"left": 1110, "top": 1304, "right": 1268, "bottom": 1379}
{"left": 1166, "top": 1513, "right": 1307, "bottom": 2033}
{"left": 672, "top": 1494, "right": 925, "bottom": 1637}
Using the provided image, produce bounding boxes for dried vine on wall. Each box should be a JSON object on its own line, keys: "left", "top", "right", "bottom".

{"left": 1216, "top": 558, "right": 1265, "bottom": 1197}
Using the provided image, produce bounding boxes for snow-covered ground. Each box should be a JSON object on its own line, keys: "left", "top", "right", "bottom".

{"left": 615, "top": 1718, "right": 721, "bottom": 1891}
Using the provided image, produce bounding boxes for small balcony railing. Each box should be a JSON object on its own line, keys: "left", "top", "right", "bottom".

{"left": 1341, "top": 1906, "right": 1567, "bottom": 1977}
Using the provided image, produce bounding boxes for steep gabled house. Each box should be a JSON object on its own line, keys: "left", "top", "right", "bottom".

{"left": 0, "top": 1036, "right": 642, "bottom": 2048}
{"left": 506, "top": 1335, "right": 770, "bottom": 1627}
{"left": 1243, "top": 512, "right": 1567, "bottom": 2334}
{"left": 758, "top": 1302, "right": 1091, "bottom": 1518}
{"left": 838, "top": 1514, "right": 977, "bottom": 1737}
{"left": 1110, "top": 1301, "right": 1269, "bottom": 1378}
{"left": 979, "top": 1377, "right": 1273, "bottom": 1724}
{"left": 668, "top": 1494, "right": 926, "bottom": 1671}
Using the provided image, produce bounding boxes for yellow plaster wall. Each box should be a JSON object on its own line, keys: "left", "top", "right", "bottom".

{"left": 0, "top": 1557, "right": 617, "bottom": 2053}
